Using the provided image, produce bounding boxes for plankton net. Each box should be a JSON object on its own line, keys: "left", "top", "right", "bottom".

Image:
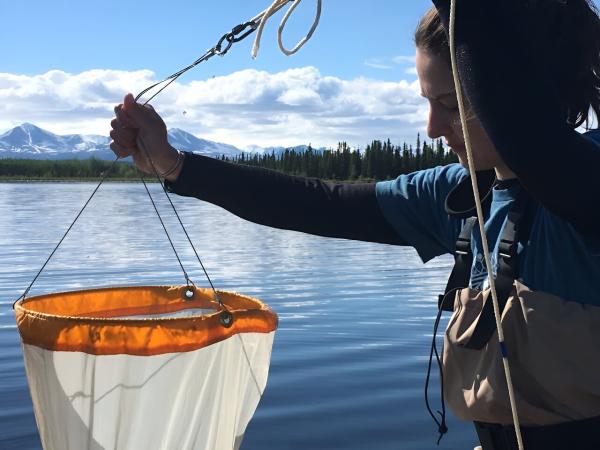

{"left": 13, "top": 1, "right": 321, "bottom": 449}
{"left": 15, "top": 286, "right": 277, "bottom": 450}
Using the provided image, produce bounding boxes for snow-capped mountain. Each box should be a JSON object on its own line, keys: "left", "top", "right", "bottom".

{"left": 0, "top": 123, "right": 114, "bottom": 160}
{"left": 167, "top": 128, "right": 242, "bottom": 158}
{"left": 0, "top": 123, "right": 320, "bottom": 160}
{"left": 0, "top": 124, "right": 243, "bottom": 160}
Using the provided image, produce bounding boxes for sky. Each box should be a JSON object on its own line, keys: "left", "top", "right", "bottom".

{"left": 0, "top": 0, "right": 437, "bottom": 149}
{"left": 0, "top": 1, "right": 522, "bottom": 149}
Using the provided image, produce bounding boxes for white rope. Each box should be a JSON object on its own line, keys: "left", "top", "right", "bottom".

{"left": 277, "top": 0, "right": 322, "bottom": 56}
{"left": 251, "top": 0, "right": 288, "bottom": 58}
{"left": 448, "top": 1, "right": 525, "bottom": 449}
{"left": 251, "top": 0, "right": 322, "bottom": 59}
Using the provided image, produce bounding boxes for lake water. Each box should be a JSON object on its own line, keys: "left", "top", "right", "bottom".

{"left": 0, "top": 182, "right": 478, "bottom": 449}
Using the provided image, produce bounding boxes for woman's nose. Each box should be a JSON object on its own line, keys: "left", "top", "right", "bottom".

{"left": 426, "top": 103, "right": 453, "bottom": 140}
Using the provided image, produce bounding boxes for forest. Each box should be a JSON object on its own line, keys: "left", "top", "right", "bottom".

{"left": 0, "top": 135, "right": 457, "bottom": 181}
{"left": 222, "top": 136, "right": 456, "bottom": 180}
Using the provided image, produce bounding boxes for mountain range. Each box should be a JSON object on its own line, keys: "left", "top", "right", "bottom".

{"left": 0, "top": 123, "right": 323, "bottom": 160}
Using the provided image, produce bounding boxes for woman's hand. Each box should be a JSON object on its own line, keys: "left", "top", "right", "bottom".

{"left": 110, "top": 93, "right": 183, "bottom": 181}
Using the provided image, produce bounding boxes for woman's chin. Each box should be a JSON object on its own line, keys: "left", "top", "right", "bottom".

{"left": 456, "top": 154, "right": 494, "bottom": 172}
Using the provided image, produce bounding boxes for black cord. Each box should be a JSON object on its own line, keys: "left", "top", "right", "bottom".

{"left": 425, "top": 289, "right": 457, "bottom": 445}
{"left": 135, "top": 135, "right": 223, "bottom": 306}
{"left": 127, "top": 14, "right": 274, "bottom": 307}
{"left": 140, "top": 175, "right": 191, "bottom": 286}
{"left": 16, "top": 7, "right": 274, "bottom": 309}
{"left": 15, "top": 157, "right": 120, "bottom": 304}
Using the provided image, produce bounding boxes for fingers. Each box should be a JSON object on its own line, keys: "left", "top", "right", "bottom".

{"left": 110, "top": 118, "right": 139, "bottom": 158}
{"left": 114, "top": 103, "right": 138, "bottom": 129}
{"left": 113, "top": 94, "right": 147, "bottom": 128}
{"left": 110, "top": 92, "right": 167, "bottom": 164}
{"left": 122, "top": 93, "right": 156, "bottom": 127}
{"left": 124, "top": 92, "right": 135, "bottom": 108}
{"left": 110, "top": 117, "right": 136, "bottom": 135}
{"left": 110, "top": 125, "right": 137, "bottom": 146}
{"left": 113, "top": 92, "right": 166, "bottom": 133}
{"left": 110, "top": 140, "right": 135, "bottom": 159}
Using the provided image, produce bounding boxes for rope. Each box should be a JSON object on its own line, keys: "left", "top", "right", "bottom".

{"left": 136, "top": 2, "right": 286, "bottom": 105}
{"left": 136, "top": 0, "right": 321, "bottom": 104}
{"left": 135, "top": 133, "right": 223, "bottom": 306}
{"left": 17, "top": 0, "right": 321, "bottom": 304}
{"left": 448, "top": 1, "right": 525, "bottom": 449}
{"left": 278, "top": 0, "right": 322, "bottom": 56}
{"left": 139, "top": 175, "right": 192, "bottom": 286}
{"left": 425, "top": 288, "right": 455, "bottom": 444}
{"left": 130, "top": 0, "right": 322, "bottom": 304}
{"left": 15, "top": 157, "right": 121, "bottom": 303}
{"left": 251, "top": 0, "right": 322, "bottom": 58}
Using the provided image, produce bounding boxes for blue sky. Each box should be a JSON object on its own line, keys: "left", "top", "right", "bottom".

{"left": 1, "top": 0, "right": 430, "bottom": 78}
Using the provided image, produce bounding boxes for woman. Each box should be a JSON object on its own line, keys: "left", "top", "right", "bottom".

{"left": 110, "top": 2, "right": 600, "bottom": 448}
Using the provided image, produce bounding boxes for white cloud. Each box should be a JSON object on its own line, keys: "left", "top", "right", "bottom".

{"left": 392, "top": 55, "right": 416, "bottom": 64}
{"left": 0, "top": 67, "right": 428, "bottom": 148}
{"left": 364, "top": 59, "right": 392, "bottom": 70}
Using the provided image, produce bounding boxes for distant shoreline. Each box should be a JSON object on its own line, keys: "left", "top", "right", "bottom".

{"left": 0, "top": 178, "right": 156, "bottom": 183}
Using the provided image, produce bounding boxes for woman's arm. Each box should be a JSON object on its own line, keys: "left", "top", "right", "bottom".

{"left": 433, "top": 0, "right": 600, "bottom": 233}
{"left": 165, "top": 152, "right": 407, "bottom": 245}
{"left": 110, "top": 93, "right": 405, "bottom": 245}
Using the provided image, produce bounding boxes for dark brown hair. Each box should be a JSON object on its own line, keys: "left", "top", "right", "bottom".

{"left": 414, "top": 7, "right": 450, "bottom": 66}
{"left": 414, "top": 3, "right": 600, "bottom": 129}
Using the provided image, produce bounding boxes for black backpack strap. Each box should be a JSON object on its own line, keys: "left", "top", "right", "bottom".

{"left": 461, "top": 194, "right": 531, "bottom": 350}
{"left": 438, "top": 171, "right": 496, "bottom": 312}
{"left": 439, "top": 217, "right": 478, "bottom": 311}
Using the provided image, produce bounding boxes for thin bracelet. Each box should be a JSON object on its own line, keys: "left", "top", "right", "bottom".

{"left": 159, "top": 150, "right": 183, "bottom": 178}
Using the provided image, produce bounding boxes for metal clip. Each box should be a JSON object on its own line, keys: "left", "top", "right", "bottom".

{"left": 220, "top": 310, "right": 234, "bottom": 328}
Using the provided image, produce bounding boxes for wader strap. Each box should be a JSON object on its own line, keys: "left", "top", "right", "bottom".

{"left": 462, "top": 194, "right": 530, "bottom": 350}
{"left": 439, "top": 217, "right": 478, "bottom": 311}
{"left": 439, "top": 171, "right": 495, "bottom": 313}
{"left": 475, "top": 416, "right": 600, "bottom": 450}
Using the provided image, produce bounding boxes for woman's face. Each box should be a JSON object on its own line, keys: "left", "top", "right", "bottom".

{"left": 415, "top": 48, "right": 511, "bottom": 176}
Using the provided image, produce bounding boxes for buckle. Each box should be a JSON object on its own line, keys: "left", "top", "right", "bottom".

{"left": 498, "top": 238, "right": 516, "bottom": 260}
{"left": 455, "top": 237, "right": 471, "bottom": 255}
